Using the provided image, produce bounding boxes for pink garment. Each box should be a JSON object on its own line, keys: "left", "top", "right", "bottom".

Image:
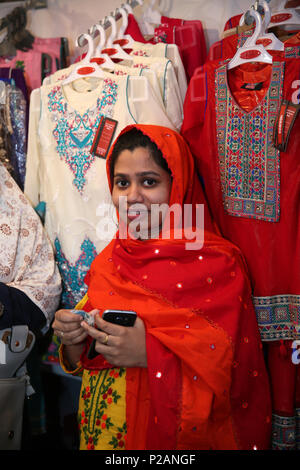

{"left": 0, "top": 37, "right": 61, "bottom": 93}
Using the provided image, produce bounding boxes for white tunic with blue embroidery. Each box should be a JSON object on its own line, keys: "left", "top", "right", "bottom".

{"left": 25, "top": 72, "right": 174, "bottom": 307}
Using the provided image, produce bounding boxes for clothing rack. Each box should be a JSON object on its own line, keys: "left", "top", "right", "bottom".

{"left": 77, "top": 0, "right": 144, "bottom": 47}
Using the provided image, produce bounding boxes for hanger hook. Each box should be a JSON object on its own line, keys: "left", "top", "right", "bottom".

{"left": 117, "top": 7, "right": 128, "bottom": 38}
{"left": 76, "top": 32, "right": 94, "bottom": 62}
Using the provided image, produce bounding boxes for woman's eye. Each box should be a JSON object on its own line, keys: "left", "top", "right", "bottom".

{"left": 116, "top": 180, "right": 128, "bottom": 188}
{"left": 143, "top": 178, "right": 157, "bottom": 187}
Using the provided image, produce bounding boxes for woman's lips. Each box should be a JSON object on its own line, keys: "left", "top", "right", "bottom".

{"left": 127, "top": 209, "right": 148, "bottom": 221}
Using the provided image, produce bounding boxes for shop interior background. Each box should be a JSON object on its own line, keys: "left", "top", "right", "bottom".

{"left": 0, "top": 0, "right": 289, "bottom": 62}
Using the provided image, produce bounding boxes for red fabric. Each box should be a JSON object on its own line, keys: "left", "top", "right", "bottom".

{"left": 182, "top": 58, "right": 300, "bottom": 301}
{"left": 182, "top": 59, "right": 300, "bottom": 439}
{"left": 268, "top": 341, "right": 297, "bottom": 415}
{"left": 223, "top": 14, "right": 243, "bottom": 32}
{"left": 125, "top": 13, "right": 148, "bottom": 43}
{"left": 155, "top": 17, "right": 207, "bottom": 82}
{"left": 80, "top": 124, "right": 271, "bottom": 450}
{"left": 145, "top": 334, "right": 182, "bottom": 450}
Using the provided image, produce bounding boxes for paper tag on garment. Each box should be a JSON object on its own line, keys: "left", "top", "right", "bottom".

{"left": 241, "top": 82, "right": 264, "bottom": 91}
{"left": 90, "top": 117, "right": 118, "bottom": 159}
{"left": 273, "top": 100, "right": 300, "bottom": 151}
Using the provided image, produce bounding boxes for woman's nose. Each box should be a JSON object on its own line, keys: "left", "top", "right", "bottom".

{"left": 127, "top": 183, "right": 143, "bottom": 203}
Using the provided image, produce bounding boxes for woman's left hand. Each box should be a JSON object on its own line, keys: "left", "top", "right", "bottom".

{"left": 80, "top": 311, "right": 147, "bottom": 368}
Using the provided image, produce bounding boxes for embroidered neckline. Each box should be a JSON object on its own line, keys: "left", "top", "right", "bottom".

{"left": 47, "top": 78, "right": 118, "bottom": 194}
{"left": 215, "top": 61, "right": 284, "bottom": 222}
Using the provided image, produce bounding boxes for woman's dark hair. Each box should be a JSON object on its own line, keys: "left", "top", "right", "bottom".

{"left": 109, "top": 128, "right": 172, "bottom": 183}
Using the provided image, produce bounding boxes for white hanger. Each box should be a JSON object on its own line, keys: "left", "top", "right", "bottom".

{"left": 143, "top": 0, "right": 161, "bottom": 24}
{"left": 113, "top": 7, "right": 135, "bottom": 48}
{"left": 241, "top": 1, "right": 284, "bottom": 51}
{"left": 122, "top": 2, "right": 133, "bottom": 15}
{"left": 102, "top": 15, "right": 133, "bottom": 60}
{"left": 62, "top": 33, "right": 104, "bottom": 85}
{"left": 89, "top": 23, "right": 116, "bottom": 70}
{"left": 228, "top": 10, "right": 273, "bottom": 70}
{"left": 135, "top": 0, "right": 156, "bottom": 36}
{"left": 269, "top": 7, "right": 300, "bottom": 29}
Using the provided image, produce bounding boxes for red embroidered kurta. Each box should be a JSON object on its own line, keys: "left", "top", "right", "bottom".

{"left": 182, "top": 59, "right": 300, "bottom": 449}
{"left": 182, "top": 58, "right": 300, "bottom": 342}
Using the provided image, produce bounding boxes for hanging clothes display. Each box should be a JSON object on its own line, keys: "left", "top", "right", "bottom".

{"left": 128, "top": 41, "right": 187, "bottom": 102}
{"left": 0, "top": 36, "right": 68, "bottom": 95}
{"left": 25, "top": 71, "right": 174, "bottom": 305}
{"left": 47, "top": 53, "right": 183, "bottom": 131}
{"left": 208, "top": 28, "right": 300, "bottom": 61}
{"left": 0, "top": 80, "right": 27, "bottom": 190}
{"left": 154, "top": 17, "right": 207, "bottom": 83}
{"left": 24, "top": 10, "right": 178, "bottom": 362}
{"left": 182, "top": 14, "right": 300, "bottom": 449}
{"left": 0, "top": 4, "right": 69, "bottom": 193}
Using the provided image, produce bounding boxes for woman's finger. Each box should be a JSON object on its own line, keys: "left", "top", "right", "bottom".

{"left": 54, "top": 326, "right": 88, "bottom": 345}
{"left": 55, "top": 309, "right": 85, "bottom": 323}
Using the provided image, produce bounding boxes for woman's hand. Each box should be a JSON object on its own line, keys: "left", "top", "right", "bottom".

{"left": 53, "top": 309, "right": 100, "bottom": 370}
{"left": 81, "top": 312, "right": 147, "bottom": 368}
{"left": 53, "top": 309, "right": 90, "bottom": 346}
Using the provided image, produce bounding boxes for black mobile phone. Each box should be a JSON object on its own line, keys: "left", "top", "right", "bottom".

{"left": 87, "top": 309, "right": 137, "bottom": 360}
{"left": 102, "top": 309, "right": 137, "bottom": 327}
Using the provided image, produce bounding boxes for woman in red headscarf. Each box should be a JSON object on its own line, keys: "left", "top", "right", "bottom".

{"left": 53, "top": 124, "right": 271, "bottom": 451}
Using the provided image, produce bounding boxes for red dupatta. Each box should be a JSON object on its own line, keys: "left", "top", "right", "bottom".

{"left": 80, "top": 125, "right": 271, "bottom": 450}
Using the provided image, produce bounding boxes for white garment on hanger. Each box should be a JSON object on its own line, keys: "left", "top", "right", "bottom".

{"left": 25, "top": 72, "right": 175, "bottom": 306}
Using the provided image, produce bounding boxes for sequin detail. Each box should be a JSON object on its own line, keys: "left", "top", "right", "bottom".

{"left": 48, "top": 79, "right": 118, "bottom": 194}
{"left": 215, "top": 62, "right": 284, "bottom": 221}
{"left": 54, "top": 237, "right": 97, "bottom": 308}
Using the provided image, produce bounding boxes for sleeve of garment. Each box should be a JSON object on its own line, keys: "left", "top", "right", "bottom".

{"left": 208, "top": 40, "right": 223, "bottom": 61}
{"left": 140, "top": 68, "right": 165, "bottom": 111}
{"left": 180, "top": 66, "right": 208, "bottom": 146}
{"left": 5, "top": 185, "right": 61, "bottom": 331}
{"left": 0, "top": 282, "right": 46, "bottom": 335}
{"left": 59, "top": 344, "right": 83, "bottom": 376}
{"left": 163, "top": 60, "right": 184, "bottom": 131}
{"left": 24, "top": 88, "right": 42, "bottom": 208}
{"left": 126, "top": 75, "right": 175, "bottom": 129}
{"left": 166, "top": 44, "right": 188, "bottom": 103}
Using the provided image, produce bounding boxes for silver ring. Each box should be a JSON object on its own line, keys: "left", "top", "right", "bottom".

{"left": 58, "top": 330, "right": 64, "bottom": 338}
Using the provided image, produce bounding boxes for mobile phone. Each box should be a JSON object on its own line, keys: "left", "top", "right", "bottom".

{"left": 102, "top": 309, "right": 137, "bottom": 327}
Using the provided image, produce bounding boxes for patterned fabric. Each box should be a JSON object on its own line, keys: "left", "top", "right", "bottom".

{"left": 215, "top": 62, "right": 284, "bottom": 221}
{"left": 54, "top": 237, "right": 97, "bottom": 308}
{"left": 78, "top": 368, "right": 126, "bottom": 450}
{"left": 285, "top": 45, "right": 300, "bottom": 59}
{"left": 272, "top": 414, "right": 296, "bottom": 450}
{"left": 0, "top": 163, "right": 61, "bottom": 327}
{"left": 9, "top": 82, "right": 27, "bottom": 190}
{"left": 254, "top": 295, "right": 300, "bottom": 341}
{"left": 47, "top": 79, "right": 118, "bottom": 194}
{"left": 237, "top": 29, "right": 254, "bottom": 48}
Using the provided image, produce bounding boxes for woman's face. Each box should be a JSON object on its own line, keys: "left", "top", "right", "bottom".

{"left": 112, "top": 146, "right": 172, "bottom": 238}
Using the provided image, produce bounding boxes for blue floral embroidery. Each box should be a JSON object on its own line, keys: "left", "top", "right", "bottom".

{"left": 54, "top": 237, "right": 98, "bottom": 308}
{"left": 48, "top": 79, "right": 118, "bottom": 194}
